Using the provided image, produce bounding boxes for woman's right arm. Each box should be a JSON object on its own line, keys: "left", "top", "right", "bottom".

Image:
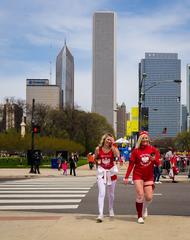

{"left": 123, "top": 149, "right": 136, "bottom": 183}
{"left": 124, "top": 161, "right": 135, "bottom": 179}
{"left": 94, "top": 147, "right": 100, "bottom": 165}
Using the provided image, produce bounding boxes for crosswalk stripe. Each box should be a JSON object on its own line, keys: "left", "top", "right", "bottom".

{"left": 0, "top": 187, "right": 90, "bottom": 190}
{"left": 0, "top": 176, "right": 96, "bottom": 211}
{"left": 0, "top": 190, "right": 88, "bottom": 193}
{"left": 0, "top": 205, "right": 78, "bottom": 210}
{"left": 0, "top": 194, "right": 85, "bottom": 198}
{"left": 0, "top": 199, "right": 81, "bottom": 203}
{"left": 0, "top": 184, "right": 92, "bottom": 189}
{"left": 4, "top": 179, "right": 96, "bottom": 184}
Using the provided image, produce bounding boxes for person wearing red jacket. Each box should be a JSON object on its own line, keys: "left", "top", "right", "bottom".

{"left": 123, "top": 131, "right": 160, "bottom": 224}
{"left": 169, "top": 151, "right": 179, "bottom": 183}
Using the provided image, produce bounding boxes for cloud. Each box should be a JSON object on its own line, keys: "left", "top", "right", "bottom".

{"left": 116, "top": 4, "right": 190, "bottom": 110}
{"left": 74, "top": 70, "right": 92, "bottom": 111}
{"left": 0, "top": 0, "right": 190, "bottom": 112}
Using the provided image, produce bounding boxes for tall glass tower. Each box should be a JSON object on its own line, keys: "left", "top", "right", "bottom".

{"left": 56, "top": 41, "right": 74, "bottom": 108}
{"left": 186, "top": 64, "right": 190, "bottom": 130}
{"left": 139, "top": 53, "right": 181, "bottom": 138}
{"left": 92, "top": 12, "right": 117, "bottom": 131}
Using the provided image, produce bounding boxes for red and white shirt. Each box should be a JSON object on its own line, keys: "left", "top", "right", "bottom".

{"left": 98, "top": 147, "right": 115, "bottom": 170}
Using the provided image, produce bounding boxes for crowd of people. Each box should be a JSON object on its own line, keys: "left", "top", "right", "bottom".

{"left": 42, "top": 131, "right": 188, "bottom": 225}
{"left": 57, "top": 152, "right": 79, "bottom": 176}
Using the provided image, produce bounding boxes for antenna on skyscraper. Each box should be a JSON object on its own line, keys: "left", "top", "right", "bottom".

{"left": 49, "top": 44, "right": 53, "bottom": 84}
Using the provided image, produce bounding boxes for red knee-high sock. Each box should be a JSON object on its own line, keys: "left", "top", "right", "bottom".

{"left": 136, "top": 202, "right": 143, "bottom": 218}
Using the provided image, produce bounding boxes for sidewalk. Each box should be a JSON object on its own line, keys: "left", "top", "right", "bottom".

{"left": 0, "top": 164, "right": 189, "bottom": 183}
{"left": 0, "top": 165, "right": 189, "bottom": 240}
{"left": 0, "top": 211, "right": 189, "bottom": 240}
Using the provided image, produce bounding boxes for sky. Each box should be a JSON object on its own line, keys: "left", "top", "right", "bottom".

{"left": 0, "top": 0, "right": 190, "bottom": 112}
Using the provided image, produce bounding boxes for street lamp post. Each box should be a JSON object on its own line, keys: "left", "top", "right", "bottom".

{"left": 138, "top": 75, "right": 181, "bottom": 133}
{"left": 138, "top": 73, "right": 147, "bottom": 133}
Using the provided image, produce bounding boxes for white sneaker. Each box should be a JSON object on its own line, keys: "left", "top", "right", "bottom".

{"left": 109, "top": 209, "right": 114, "bottom": 217}
{"left": 158, "top": 181, "right": 162, "bottom": 184}
{"left": 96, "top": 215, "right": 103, "bottom": 223}
{"left": 143, "top": 207, "right": 148, "bottom": 218}
{"left": 137, "top": 217, "right": 144, "bottom": 224}
{"left": 155, "top": 181, "right": 159, "bottom": 184}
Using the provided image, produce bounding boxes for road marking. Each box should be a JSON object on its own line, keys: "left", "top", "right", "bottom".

{"left": 0, "top": 176, "right": 96, "bottom": 211}
{"left": 0, "top": 199, "right": 81, "bottom": 203}
{"left": 0, "top": 190, "right": 88, "bottom": 193}
{"left": 0, "top": 187, "right": 90, "bottom": 190}
{"left": 0, "top": 205, "right": 78, "bottom": 210}
{"left": 153, "top": 193, "right": 162, "bottom": 196}
{"left": 0, "top": 194, "right": 85, "bottom": 198}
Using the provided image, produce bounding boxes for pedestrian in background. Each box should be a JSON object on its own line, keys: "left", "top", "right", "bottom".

{"left": 169, "top": 151, "right": 179, "bottom": 183}
{"left": 87, "top": 152, "right": 95, "bottom": 170}
{"left": 69, "top": 152, "right": 77, "bottom": 176}
{"left": 95, "top": 133, "right": 120, "bottom": 223}
{"left": 33, "top": 151, "right": 42, "bottom": 174}
{"left": 123, "top": 131, "right": 160, "bottom": 224}
{"left": 57, "top": 153, "right": 62, "bottom": 171}
{"left": 154, "top": 150, "right": 163, "bottom": 184}
{"left": 164, "top": 147, "right": 173, "bottom": 175}
{"left": 74, "top": 152, "right": 79, "bottom": 164}
{"left": 61, "top": 159, "right": 68, "bottom": 175}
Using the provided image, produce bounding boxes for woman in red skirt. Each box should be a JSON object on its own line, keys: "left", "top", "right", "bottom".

{"left": 124, "top": 131, "right": 160, "bottom": 224}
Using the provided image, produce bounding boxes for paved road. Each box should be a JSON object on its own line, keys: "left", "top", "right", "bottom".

{"left": 0, "top": 176, "right": 96, "bottom": 213}
{"left": 0, "top": 175, "right": 190, "bottom": 216}
{"left": 78, "top": 176, "right": 190, "bottom": 216}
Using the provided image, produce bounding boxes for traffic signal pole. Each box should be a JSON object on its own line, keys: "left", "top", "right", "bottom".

{"left": 31, "top": 99, "right": 35, "bottom": 151}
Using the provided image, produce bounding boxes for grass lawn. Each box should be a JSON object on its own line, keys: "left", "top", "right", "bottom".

{"left": 0, "top": 157, "right": 87, "bottom": 168}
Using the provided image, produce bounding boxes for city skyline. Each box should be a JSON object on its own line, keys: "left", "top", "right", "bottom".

{"left": 0, "top": 0, "right": 190, "bottom": 112}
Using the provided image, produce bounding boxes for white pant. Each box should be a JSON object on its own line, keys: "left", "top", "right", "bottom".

{"left": 97, "top": 177, "right": 116, "bottom": 216}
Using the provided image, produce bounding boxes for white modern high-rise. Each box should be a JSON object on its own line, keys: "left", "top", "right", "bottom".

{"left": 56, "top": 41, "right": 74, "bottom": 109}
{"left": 186, "top": 64, "right": 190, "bottom": 130}
{"left": 92, "top": 12, "right": 117, "bottom": 131}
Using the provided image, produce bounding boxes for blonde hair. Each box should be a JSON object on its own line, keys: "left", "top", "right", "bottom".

{"left": 136, "top": 134, "right": 150, "bottom": 148}
{"left": 99, "top": 133, "right": 114, "bottom": 148}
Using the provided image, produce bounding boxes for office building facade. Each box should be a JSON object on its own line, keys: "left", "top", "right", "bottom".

{"left": 1, "top": 99, "right": 23, "bottom": 131}
{"left": 56, "top": 42, "right": 74, "bottom": 109}
{"left": 26, "top": 85, "right": 60, "bottom": 109}
{"left": 92, "top": 12, "right": 117, "bottom": 131}
{"left": 139, "top": 53, "right": 181, "bottom": 138}
{"left": 181, "top": 104, "right": 187, "bottom": 132}
{"left": 186, "top": 64, "right": 190, "bottom": 130}
{"left": 116, "top": 103, "right": 126, "bottom": 138}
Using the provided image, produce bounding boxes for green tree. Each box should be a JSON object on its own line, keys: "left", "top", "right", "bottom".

{"left": 174, "top": 131, "right": 190, "bottom": 151}
{"left": 152, "top": 137, "right": 175, "bottom": 153}
{"left": 26, "top": 104, "right": 115, "bottom": 153}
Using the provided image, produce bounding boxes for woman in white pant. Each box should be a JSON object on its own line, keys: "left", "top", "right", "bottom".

{"left": 95, "top": 133, "right": 120, "bottom": 222}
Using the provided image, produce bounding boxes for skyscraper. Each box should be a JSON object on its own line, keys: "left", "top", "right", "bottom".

{"left": 181, "top": 104, "right": 187, "bottom": 132}
{"left": 139, "top": 53, "right": 181, "bottom": 138}
{"left": 116, "top": 103, "right": 126, "bottom": 138}
{"left": 2, "top": 99, "right": 23, "bottom": 131}
{"left": 56, "top": 41, "right": 74, "bottom": 108}
{"left": 186, "top": 64, "right": 190, "bottom": 130}
{"left": 92, "top": 12, "right": 117, "bottom": 131}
